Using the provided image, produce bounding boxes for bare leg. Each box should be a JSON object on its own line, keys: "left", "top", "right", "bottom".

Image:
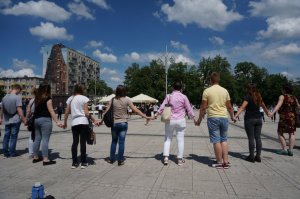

{"left": 278, "top": 132, "right": 287, "bottom": 150}
{"left": 221, "top": 141, "right": 228, "bottom": 163}
{"left": 213, "top": 143, "right": 223, "bottom": 163}
{"left": 289, "top": 133, "right": 295, "bottom": 150}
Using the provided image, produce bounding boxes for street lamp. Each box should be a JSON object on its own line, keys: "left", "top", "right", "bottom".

{"left": 158, "top": 45, "right": 175, "bottom": 95}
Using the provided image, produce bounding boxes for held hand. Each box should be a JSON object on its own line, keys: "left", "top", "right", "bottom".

{"left": 267, "top": 112, "right": 273, "bottom": 118}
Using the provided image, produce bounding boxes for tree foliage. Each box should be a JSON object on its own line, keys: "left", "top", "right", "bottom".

{"left": 122, "top": 55, "right": 300, "bottom": 107}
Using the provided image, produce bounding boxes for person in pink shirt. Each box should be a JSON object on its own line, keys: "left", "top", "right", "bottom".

{"left": 155, "top": 81, "right": 196, "bottom": 166}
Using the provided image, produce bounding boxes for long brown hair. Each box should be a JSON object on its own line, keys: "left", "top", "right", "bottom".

{"left": 35, "top": 83, "right": 51, "bottom": 107}
{"left": 247, "top": 84, "right": 262, "bottom": 105}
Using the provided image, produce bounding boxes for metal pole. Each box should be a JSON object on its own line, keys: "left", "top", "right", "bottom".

{"left": 165, "top": 45, "right": 168, "bottom": 95}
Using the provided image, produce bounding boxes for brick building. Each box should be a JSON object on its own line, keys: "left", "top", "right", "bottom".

{"left": 41, "top": 43, "right": 100, "bottom": 95}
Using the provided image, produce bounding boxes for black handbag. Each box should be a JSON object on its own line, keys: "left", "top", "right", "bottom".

{"left": 103, "top": 98, "right": 114, "bottom": 127}
{"left": 86, "top": 117, "right": 96, "bottom": 145}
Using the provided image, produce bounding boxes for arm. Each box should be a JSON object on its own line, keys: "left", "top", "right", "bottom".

{"left": 234, "top": 101, "right": 248, "bottom": 119}
{"left": 225, "top": 100, "right": 235, "bottom": 122}
{"left": 17, "top": 106, "right": 26, "bottom": 124}
{"left": 0, "top": 107, "right": 2, "bottom": 125}
{"left": 184, "top": 96, "right": 195, "bottom": 120}
{"left": 63, "top": 103, "right": 70, "bottom": 129}
{"left": 83, "top": 103, "right": 99, "bottom": 125}
{"left": 271, "top": 95, "right": 284, "bottom": 116}
{"left": 25, "top": 103, "right": 31, "bottom": 118}
{"left": 130, "top": 103, "right": 151, "bottom": 119}
{"left": 196, "top": 100, "right": 207, "bottom": 126}
{"left": 47, "top": 100, "right": 62, "bottom": 127}
{"left": 260, "top": 101, "right": 271, "bottom": 117}
{"left": 155, "top": 96, "right": 169, "bottom": 116}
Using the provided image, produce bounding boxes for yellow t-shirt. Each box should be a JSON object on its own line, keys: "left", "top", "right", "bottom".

{"left": 202, "top": 84, "right": 230, "bottom": 118}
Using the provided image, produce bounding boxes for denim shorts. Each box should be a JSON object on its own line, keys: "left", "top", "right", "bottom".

{"left": 207, "top": 117, "right": 229, "bottom": 143}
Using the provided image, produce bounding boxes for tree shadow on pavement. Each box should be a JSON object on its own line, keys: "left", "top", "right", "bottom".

{"left": 261, "top": 148, "right": 279, "bottom": 154}
{"left": 228, "top": 151, "right": 248, "bottom": 160}
{"left": 187, "top": 154, "right": 212, "bottom": 166}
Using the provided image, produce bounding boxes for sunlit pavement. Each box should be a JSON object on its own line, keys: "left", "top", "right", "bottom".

{"left": 0, "top": 112, "right": 299, "bottom": 199}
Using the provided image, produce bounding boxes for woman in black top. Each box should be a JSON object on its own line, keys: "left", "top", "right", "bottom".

{"left": 32, "top": 83, "right": 63, "bottom": 166}
{"left": 234, "top": 84, "right": 270, "bottom": 162}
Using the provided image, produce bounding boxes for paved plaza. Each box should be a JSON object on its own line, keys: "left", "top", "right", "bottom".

{"left": 0, "top": 113, "right": 300, "bottom": 199}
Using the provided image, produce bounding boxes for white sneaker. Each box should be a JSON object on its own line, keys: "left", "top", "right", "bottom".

{"left": 81, "top": 163, "right": 88, "bottom": 169}
{"left": 163, "top": 157, "right": 168, "bottom": 165}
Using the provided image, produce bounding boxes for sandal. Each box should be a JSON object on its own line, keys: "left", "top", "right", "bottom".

{"left": 177, "top": 158, "right": 185, "bottom": 166}
{"left": 163, "top": 157, "right": 168, "bottom": 165}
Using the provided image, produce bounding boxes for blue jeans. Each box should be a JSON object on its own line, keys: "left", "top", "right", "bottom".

{"left": 2, "top": 122, "right": 21, "bottom": 157}
{"left": 207, "top": 117, "right": 228, "bottom": 143}
{"left": 33, "top": 117, "right": 53, "bottom": 158}
{"left": 110, "top": 122, "right": 128, "bottom": 161}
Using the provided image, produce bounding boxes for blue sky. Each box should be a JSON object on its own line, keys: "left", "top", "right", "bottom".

{"left": 0, "top": 0, "right": 300, "bottom": 88}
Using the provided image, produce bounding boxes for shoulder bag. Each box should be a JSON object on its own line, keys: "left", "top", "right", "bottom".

{"left": 103, "top": 98, "right": 114, "bottom": 127}
{"left": 27, "top": 101, "right": 35, "bottom": 132}
{"left": 161, "top": 94, "right": 172, "bottom": 123}
{"left": 86, "top": 116, "right": 96, "bottom": 145}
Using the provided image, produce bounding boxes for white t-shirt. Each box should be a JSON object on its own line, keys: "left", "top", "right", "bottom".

{"left": 66, "top": 95, "right": 90, "bottom": 126}
{"left": 98, "top": 104, "right": 104, "bottom": 111}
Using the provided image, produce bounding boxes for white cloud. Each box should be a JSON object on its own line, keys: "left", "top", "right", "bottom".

{"left": 170, "top": 40, "right": 189, "bottom": 53}
{"left": 68, "top": 2, "right": 94, "bottom": 20}
{"left": 258, "top": 17, "right": 300, "bottom": 39}
{"left": 12, "top": 58, "right": 36, "bottom": 69}
{"left": 86, "top": 40, "right": 103, "bottom": 48}
{"left": 249, "top": 0, "right": 300, "bottom": 40}
{"left": 100, "top": 67, "right": 118, "bottom": 75}
{"left": 110, "top": 76, "right": 123, "bottom": 83}
{"left": 262, "top": 43, "right": 300, "bottom": 59}
{"left": 281, "top": 71, "right": 293, "bottom": 78}
{"left": 209, "top": 36, "right": 224, "bottom": 45}
{"left": 93, "top": 49, "right": 117, "bottom": 63}
{"left": 124, "top": 52, "right": 140, "bottom": 62}
{"left": 249, "top": 0, "right": 300, "bottom": 18}
{"left": 100, "top": 67, "right": 123, "bottom": 83}
{"left": 1, "top": 0, "right": 71, "bottom": 22}
{"left": 87, "top": 0, "right": 110, "bottom": 9}
{"left": 173, "top": 54, "right": 195, "bottom": 65}
{"left": 0, "top": 0, "right": 11, "bottom": 7}
{"left": 160, "top": 0, "right": 243, "bottom": 31}
{"left": 0, "top": 68, "right": 40, "bottom": 78}
{"left": 29, "top": 22, "right": 73, "bottom": 40}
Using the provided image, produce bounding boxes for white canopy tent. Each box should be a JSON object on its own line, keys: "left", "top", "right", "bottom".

{"left": 99, "top": 94, "right": 115, "bottom": 103}
{"left": 130, "top": 93, "right": 158, "bottom": 103}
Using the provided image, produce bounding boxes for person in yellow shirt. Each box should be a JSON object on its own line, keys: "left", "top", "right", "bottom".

{"left": 195, "top": 72, "right": 235, "bottom": 169}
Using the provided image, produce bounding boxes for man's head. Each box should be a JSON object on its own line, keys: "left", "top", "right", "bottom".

{"left": 11, "top": 84, "right": 22, "bottom": 94}
{"left": 210, "top": 72, "right": 220, "bottom": 85}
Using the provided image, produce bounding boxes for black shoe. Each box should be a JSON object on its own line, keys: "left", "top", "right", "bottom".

{"left": 81, "top": 162, "right": 88, "bottom": 169}
{"left": 32, "top": 157, "right": 43, "bottom": 163}
{"left": 105, "top": 157, "right": 115, "bottom": 164}
{"left": 118, "top": 159, "right": 126, "bottom": 166}
{"left": 43, "top": 160, "right": 56, "bottom": 166}
{"left": 245, "top": 155, "right": 255, "bottom": 163}
{"left": 71, "top": 163, "right": 79, "bottom": 169}
{"left": 254, "top": 156, "right": 261, "bottom": 162}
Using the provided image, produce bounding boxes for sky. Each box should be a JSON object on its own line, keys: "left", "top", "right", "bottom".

{"left": 0, "top": 0, "right": 300, "bottom": 88}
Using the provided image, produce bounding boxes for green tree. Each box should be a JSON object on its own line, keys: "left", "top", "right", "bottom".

{"left": 87, "top": 80, "right": 113, "bottom": 98}
{"left": 0, "top": 85, "right": 5, "bottom": 101}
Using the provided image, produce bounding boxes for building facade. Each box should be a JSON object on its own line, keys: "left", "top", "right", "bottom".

{"left": 42, "top": 43, "right": 100, "bottom": 95}
{"left": 0, "top": 76, "right": 44, "bottom": 98}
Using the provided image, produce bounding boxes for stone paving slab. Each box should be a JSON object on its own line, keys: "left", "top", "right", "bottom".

{"left": 0, "top": 113, "right": 300, "bottom": 199}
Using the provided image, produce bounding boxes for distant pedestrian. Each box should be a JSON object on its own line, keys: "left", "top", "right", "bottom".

{"left": 64, "top": 84, "right": 100, "bottom": 169}
{"left": 153, "top": 104, "right": 159, "bottom": 115}
{"left": 97, "top": 103, "right": 104, "bottom": 119}
{"left": 270, "top": 85, "right": 300, "bottom": 156}
{"left": 0, "top": 84, "right": 26, "bottom": 158}
{"left": 25, "top": 88, "right": 38, "bottom": 159}
{"left": 234, "top": 84, "right": 270, "bottom": 163}
{"left": 195, "top": 72, "right": 235, "bottom": 169}
{"left": 233, "top": 103, "right": 240, "bottom": 121}
{"left": 32, "top": 83, "right": 63, "bottom": 166}
{"left": 259, "top": 107, "right": 265, "bottom": 122}
{"left": 102, "top": 85, "right": 152, "bottom": 166}
{"left": 145, "top": 103, "right": 153, "bottom": 125}
{"left": 155, "top": 81, "right": 196, "bottom": 166}
{"left": 56, "top": 102, "right": 64, "bottom": 121}
{"left": 269, "top": 105, "right": 276, "bottom": 122}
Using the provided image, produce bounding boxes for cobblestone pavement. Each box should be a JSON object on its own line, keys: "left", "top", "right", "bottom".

{"left": 0, "top": 113, "right": 300, "bottom": 199}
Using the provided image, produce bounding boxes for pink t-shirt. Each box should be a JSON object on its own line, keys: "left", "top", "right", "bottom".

{"left": 157, "top": 91, "right": 194, "bottom": 120}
